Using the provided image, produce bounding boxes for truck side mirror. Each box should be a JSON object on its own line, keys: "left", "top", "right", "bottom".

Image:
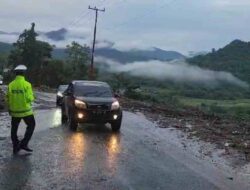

{"left": 64, "top": 90, "right": 73, "bottom": 96}
{"left": 114, "top": 93, "right": 120, "bottom": 98}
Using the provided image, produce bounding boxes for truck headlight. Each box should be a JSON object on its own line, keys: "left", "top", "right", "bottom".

{"left": 57, "top": 92, "right": 63, "bottom": 97}
{"left": 111, "top": 101, "right": 120, "bottom": 110}
{"left": 75, "top": 99, "right": 87, "bottom": 109}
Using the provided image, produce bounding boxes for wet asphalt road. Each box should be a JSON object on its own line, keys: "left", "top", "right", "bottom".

{"left": 1, "top": 110, "right": 248, "bottom": 190}
{"left": 0, "top": 89, "right": 248, "bottom": 190}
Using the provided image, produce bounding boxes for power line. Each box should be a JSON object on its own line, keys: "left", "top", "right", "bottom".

{"left": 67, "top": 0, "right": 109, "bottom": 29}
{"left": 68, "top": 11, "right": 91, "bottom": 28}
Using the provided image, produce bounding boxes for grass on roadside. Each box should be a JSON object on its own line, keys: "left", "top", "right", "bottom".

{"left": 179, "top": 97, "right": 250, "bottom": 120}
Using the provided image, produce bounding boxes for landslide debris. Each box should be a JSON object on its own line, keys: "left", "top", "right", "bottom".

{"left": 0, "top": 89, "right": 6, "bottom": 112}
{"left": 120, "top": 97, "right": 250, "bottom": 162}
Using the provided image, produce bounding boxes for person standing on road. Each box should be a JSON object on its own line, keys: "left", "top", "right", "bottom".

{"left": 6, "top": 65, "right": 35, "bottom": 154}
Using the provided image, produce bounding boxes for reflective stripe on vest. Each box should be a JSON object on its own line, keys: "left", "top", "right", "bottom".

{"left": 11, "top": 89, "right": 27, "bottom": 94}
{"left": 10, "top": 109, "right": 32, "bottom": 114}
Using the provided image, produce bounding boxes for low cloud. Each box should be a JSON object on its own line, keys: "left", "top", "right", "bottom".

{"left": 111, "top": 40, "right": 155, "bottom": 51}
{"left": 0, "top": 33, "right": 19, "bottom": 44}
{"left": 96, "top": 57, "right": 249, "bottom": 88}
{"left": 96, "top": 40, "right": 114, "bottom": 49}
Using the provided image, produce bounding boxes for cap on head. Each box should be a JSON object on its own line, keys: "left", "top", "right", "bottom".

{"left": 14, "top": 65, "right": 27, "bottom": 71}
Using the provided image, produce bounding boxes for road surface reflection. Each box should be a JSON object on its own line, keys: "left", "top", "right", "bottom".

{"left": 65, "top": 132, "right": 86, "bottom": 176}
{"left": 63, "top": 123, "right": 122, "bottom": 177}
{"left": 106, "top": 133, "right": 121, "bottom": 173}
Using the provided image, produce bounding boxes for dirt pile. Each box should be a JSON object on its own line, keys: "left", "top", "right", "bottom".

{"left": 0, "top": 89, "right": 6, "bottom": 112}
{"left": 35, "top": 85, "right": 56, "bottom": 93}
{"left": 120, "top": 97, "right": 250, "bottom": 162}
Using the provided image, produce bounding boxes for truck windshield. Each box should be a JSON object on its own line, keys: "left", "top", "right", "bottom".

{"left": 74, "top": 85, "right": 113, "bottom": 98}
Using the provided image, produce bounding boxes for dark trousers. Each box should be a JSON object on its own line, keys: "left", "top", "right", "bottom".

{"left": 11, "top": 115, "right": 36, "bottom": 147}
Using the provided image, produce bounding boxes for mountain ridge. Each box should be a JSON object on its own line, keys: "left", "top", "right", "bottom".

{"left": 188, "top": 39, "right": 250, "bottom": 84}
{"left": 0, "top": 41, "right": 185, "bottom": 63}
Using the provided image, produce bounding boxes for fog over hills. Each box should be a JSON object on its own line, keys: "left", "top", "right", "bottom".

{"left": 1, "top": 32, "right": 249, "bottom": 88}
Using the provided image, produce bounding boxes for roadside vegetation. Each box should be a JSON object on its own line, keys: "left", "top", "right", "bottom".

{"left": 116, "top": 86, "right": 250, "bottom": 120}
{"left": 100, "top": 72, "right": 250, "bottom": 120}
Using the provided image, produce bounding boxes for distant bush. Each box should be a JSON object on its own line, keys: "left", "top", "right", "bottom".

{"left": 124, "top": 89, "right": 180, "bottom": 108}
{"left": 209, "top": 103, "right": 227, "bottom": 115}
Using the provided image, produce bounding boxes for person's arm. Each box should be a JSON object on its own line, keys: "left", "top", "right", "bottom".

{"left": 5, "top": 86, "right": 9, "bottom": 105}
{"left": 5, "top": 86, "right": 10, "bottom": 114}
{"left": 26, "top": 83, "right": 35, "bottom": 103}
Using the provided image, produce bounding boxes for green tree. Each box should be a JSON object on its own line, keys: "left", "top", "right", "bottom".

{"left": 65, "top": 41, "right": 90, "bottom": 80}
{"left": 42, "top": 59, "right": 65, "bottom": 87}
{"left": 8, "top": 23, "right": 53, "bottom": 85}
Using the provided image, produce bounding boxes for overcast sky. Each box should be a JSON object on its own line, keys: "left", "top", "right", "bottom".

{"left": 0, "top": 0, "right": 250, "bottom": 54}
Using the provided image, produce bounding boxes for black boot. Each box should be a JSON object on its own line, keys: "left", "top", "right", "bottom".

{"left": 20, "top": 145, "right": 33, "bottom": 152}
{"left": 13, "top": 143, "right": 20, "bottom": 155}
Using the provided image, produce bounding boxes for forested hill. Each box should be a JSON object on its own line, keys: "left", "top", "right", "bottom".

{"left": 0, "top": 41, "right": 185, "bottom": 63}
{"left": 0, "top": 42, "right": 12, "bottom": 54}
{"left": 95, "top": 47, "right": 185, "bottom": 63}
{"left": 52, "top": 47, "right": 186, "bottom": 63}
{"left": 188, "top": 40, "right": 250, "bottom": 84}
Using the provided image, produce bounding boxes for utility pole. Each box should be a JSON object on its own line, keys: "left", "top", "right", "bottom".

{"left": 88, "top": 6, "right": 105, "bottom": 80}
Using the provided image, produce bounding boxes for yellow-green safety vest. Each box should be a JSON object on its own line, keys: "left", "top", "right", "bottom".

{"left": 6, "top": 75, "right": 34, "bottom": 117}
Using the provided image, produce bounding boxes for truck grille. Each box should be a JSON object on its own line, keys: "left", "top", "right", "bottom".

{"left": 87, "top": 104, "right": 110, "bottom": 110}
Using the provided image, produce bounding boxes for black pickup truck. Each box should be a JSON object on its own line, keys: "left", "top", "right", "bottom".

{"left": 61, "top": 80, "right": 123, "bottom": 132}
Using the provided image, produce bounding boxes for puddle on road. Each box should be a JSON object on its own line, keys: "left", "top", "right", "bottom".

{"left": 51, "top": 109, "right": 62, "bottom": 127}
{"left": 34, "top": 108, "right": 62, "bottom": 130}
{"left": 0, "top": 108, "right": 62, "bottom": 138}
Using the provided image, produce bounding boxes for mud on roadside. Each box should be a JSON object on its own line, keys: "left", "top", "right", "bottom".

{"left": 0, "top": 88, "right": 7, "bottom": 112}
{"left": 120, "top": 97, "right": 250, "bottom": 164}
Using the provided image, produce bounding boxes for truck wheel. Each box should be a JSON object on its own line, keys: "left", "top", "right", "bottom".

{"left": 61, "top": 106, "right": 67, "bottom": 124}
{"left": 56, "top": 100, "right": 59, "bottom": 107}
{"left": 69, "top": 115, "right": 77, "bottom": 131}
{"left": 111, "top": 117, "right": 122, "bottom": 132}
